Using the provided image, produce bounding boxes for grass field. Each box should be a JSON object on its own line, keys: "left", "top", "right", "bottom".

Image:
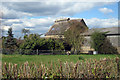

{"left": 2, "top": 54, "right": 119, "bottom": 66}
{"left": 2, "top": 54, "right": 120, "bottom": 78}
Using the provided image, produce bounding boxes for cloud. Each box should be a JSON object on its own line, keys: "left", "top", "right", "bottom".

{"left": 2, "top": 25, "right": 11, "bottom": 31}
{"left": 2, "top": 17, "right": 55, "bottom": 36}
{"left": 1, "top": 4, "right": 33, "bottom": 19}
{"left": 85, "top": 18, "right": 118, "bottom": 28}
{"left": 1, "top": 2, "right": 113, "bottom": 19}
{"left": 99, "top": 7, "right": 113, "bottom": 14}
{"left": 1, "top": 0, "right": 119, "bottom": 2}
{"left": 1, "top": 1, "right": 118, "bottom": 37}
{"left": 2, "top": 17, "right": 118, "bottom": 38}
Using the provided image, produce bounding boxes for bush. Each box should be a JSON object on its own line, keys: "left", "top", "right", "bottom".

{"left": 99, "top": 39, "right": 118, "bottom": 54}
{"left": 91, "top": 31, "right": 118, "bottom": 54}
{"left": 91, "top": 31, "right": 106, "bottom": 51}
{"left": 19, "top": 34, "right": 66, "bottom": 54}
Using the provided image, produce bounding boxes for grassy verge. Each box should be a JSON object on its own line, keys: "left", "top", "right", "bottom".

{"left": 2, "top": 54, "right": 118, "bottom": 66}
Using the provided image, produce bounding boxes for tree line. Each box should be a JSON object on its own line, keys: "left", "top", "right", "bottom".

{"left": 2, "top": 28, "right": 71, "bottom": 55}
{"left": 2, "top": 26, "right": 118, "bottom": 55}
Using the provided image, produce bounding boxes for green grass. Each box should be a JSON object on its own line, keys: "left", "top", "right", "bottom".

{"left": 2, "top": 54, "right": 119, "bottom": 66}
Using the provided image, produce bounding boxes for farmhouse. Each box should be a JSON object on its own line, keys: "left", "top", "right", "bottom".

{"left": 45, "top": 18, "right": 87, "bottom": 38}
{"left": 45, "top": 18, "right": 120, "bottom": 53}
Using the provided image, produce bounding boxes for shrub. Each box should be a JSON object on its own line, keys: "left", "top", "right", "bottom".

{"left": 91, "top": 31, "right": 106, "bottom": 51}
{"left": 91, "top": 31, "right": 118, "bottom": 54}
{"left": 19, "top": 34, "right": 65, "bottom": 55}
{"left": 99, "top": 39, "right": 118, "bottom": 54}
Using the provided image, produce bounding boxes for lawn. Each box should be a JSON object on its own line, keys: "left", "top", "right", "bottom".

{"left": 2, "top": 54, "right": 119, "bottom": 66}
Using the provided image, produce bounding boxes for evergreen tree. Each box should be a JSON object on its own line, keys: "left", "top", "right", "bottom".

{"left": 4, "top": 28, "right": 17, "bottom": 54}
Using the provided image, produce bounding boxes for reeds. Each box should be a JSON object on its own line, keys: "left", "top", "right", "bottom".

{"left": 2, "top": 57, "right": 120, "bottom": 79}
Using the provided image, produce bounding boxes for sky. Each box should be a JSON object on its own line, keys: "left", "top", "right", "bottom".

{"left": 0, "top": 0, "right": 119, "bottom": 38}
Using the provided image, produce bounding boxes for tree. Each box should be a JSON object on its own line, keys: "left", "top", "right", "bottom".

{"left": 64, "top": 20, "right": 88, "bottom": 53}
{"left": 3, "top": 28, "right": 17, "bottom": 54}
{"left": 20, "top": 34, "right": 65, "bottom": 55}
{"left": 99, "top": 38, "right": 118, "bottom": 54}
{"left": 90, "top": 31, "right": 118, "bottom": 54}
{"left": 21, "top": 28, "right": 30, "bottom": 37}
{"left": 90, "top": 31, "right": 106, "bottom": 52}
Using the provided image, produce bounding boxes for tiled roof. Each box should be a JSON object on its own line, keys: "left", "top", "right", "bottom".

{"left": 82, "top": 27, "right": 120, "bottom": 36}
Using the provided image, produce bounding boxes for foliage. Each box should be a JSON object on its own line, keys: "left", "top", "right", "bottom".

{"left": 2, "top": 28, "right": 18, "bottom": 54}
{"left": 2, "top": 28, "right": 67, "bottom": 55}
{"left": 2, "top": 57, "right": 120, "bottom": 79}
{"left": 91, "top": 31, "right": 106, "bottom": 51}
{"left": 2, "top": 36, "right": 7, "bottom": 49}
{"left": 91, "top": 31, "right": 118, "bottom": 54}
{"left": 99, "top": 38, "right": 118, "bottom": 54}
{"left": 21, "top": 28, "right": 30, "bottom": 37}
{"left": 64, "top": 20, "right": 88, "bottom": 53}
{"left": 20, "top": 34, "right": 40, "bottom": 50}
{"left": 19, "top": 34, "right": 65, "bottom": 54}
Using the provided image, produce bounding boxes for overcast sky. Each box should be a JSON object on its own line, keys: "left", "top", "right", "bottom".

{"left": 0, "top": 0, "right": 119, "bottom": 38}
